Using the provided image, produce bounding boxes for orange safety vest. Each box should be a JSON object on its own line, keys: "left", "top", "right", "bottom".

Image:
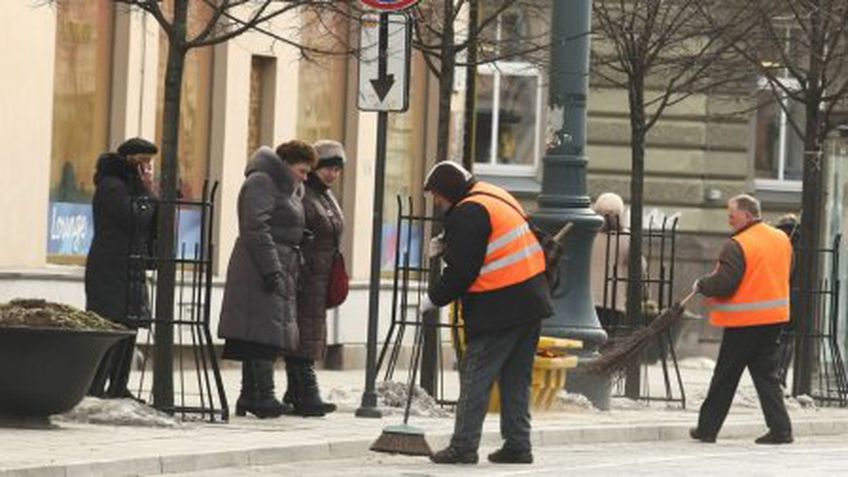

{"left": 458, "top": 182, "right": 546, "bottom": 293}
{"left": 706, "top": 222, "right": 792, "bottom": 328}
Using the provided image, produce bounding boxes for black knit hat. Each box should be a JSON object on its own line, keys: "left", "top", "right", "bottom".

{"left": 313, "top": 140, "right": 346, "bottom": 170}
{"left": 117, "top": 137, "right": 158, "bottom": 157}
{"left": 423, "top": 162, "right": 474, "bottom": 204}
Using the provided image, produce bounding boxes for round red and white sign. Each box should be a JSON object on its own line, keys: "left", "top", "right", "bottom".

{"left": 361, "top": 0, "right": 420, "bottom": 11}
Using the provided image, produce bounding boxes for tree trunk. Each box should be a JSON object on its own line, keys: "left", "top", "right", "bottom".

{"left": 461, "top": 0, "right": 479, "bottom": 170}
{"left": 793, "top": 2, "right": 825, "bottom": 398}
{"left": 625, "top": 75, "right": 647, "bottom": 399}
{"left": 152, "top": 0, "right": 189, "bottom": 410}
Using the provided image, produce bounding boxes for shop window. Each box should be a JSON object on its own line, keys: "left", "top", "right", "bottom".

{"left": 295, "top": 9, "right": 348, "bottom": 144}
{"left": 154, "top": 0, "right": 213, "bottom": 202}
{"left": 47, "top": 0, "right": 114, "bottom": 263}
{"left": 248, "top": 56, "right": 276, "bottom": 160}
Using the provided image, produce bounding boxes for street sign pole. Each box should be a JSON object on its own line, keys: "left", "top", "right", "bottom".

{"left": 356, "top": 13, "right": 392, "bottom": 419}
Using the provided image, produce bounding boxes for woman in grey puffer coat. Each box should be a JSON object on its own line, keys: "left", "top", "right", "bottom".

{"left": 283, "top": 140, "right": 347, "bottom": 417}
{"left": 218, "top": 141, "right": 317, "bottom": 418}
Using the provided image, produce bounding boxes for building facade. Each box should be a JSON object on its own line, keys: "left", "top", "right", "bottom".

{"left": 2, "top": 1, "right": 843, "bottom": 363}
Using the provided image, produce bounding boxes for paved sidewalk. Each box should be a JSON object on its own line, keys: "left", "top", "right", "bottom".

{"left": 2, "top": 362, "right": 848, "bottom": 477}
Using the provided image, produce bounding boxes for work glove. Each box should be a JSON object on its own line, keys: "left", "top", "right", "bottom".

{"left": 420, "top": 295, "right": 438, "bottom": 313}
{"left": 428, "top": 233, "right": 445, "bottom": 259}
{"left": 691, "top": 279, "right": 701, "bottom": 295}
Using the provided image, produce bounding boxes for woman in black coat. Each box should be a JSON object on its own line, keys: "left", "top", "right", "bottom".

{"left": 283, "top": 140, "right": 346, "bottom": 417}
{"left": 85, "top": 137, "right": 158, "bottom": 399}
{"left": 218, "top": 141, "right": 317, "bottom": 418}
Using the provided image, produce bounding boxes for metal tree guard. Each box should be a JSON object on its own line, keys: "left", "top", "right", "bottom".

{"left": 376, "top": 196, "right": 458, "bottom": 406}
{"left": 599, "top": 215, "right": 686, "bottom": 407}
{"left": 789, "top": 234, "right": 848, "bottom": 406}
{"left": 128, "top": 180, "right": 229, "bottom": 422}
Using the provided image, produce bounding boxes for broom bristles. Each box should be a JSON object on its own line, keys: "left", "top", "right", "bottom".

{"left": 588, "top": 302, "right": 686, "bottom": 374}
{"left": 370, "top": 424, "right": 433, "bottom": 456}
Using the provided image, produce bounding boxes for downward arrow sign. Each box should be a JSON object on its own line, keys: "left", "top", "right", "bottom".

{"left": 370, "top": 14, "right": 395, "bottom": 102}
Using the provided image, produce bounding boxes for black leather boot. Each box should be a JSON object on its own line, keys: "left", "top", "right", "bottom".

{"left": 282, "top": 363, "right": 296, "bottom": 408}
{"left": 235, "top": 360, "right": 255, "bottom": 417}
{"left": 245, "top": 360, "right": 288, "bottom": 419}
{"left": 306, "top": 360, "right": 337, "bottom": 414}
{"left": 291, "top": 360, "right": 326, "bottom": 417}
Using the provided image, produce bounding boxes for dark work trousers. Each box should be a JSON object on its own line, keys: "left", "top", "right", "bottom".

{"left": 88, "top": 334, "right": 137, "bottom": 398}
{"left": 450, "top": 321, "right": 541, "bottom": 452}
{"left": 697, "top": 323, "right": 792, "bottom": 438}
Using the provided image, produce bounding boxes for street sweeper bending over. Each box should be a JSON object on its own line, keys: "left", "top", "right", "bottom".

{"left": 690, "top": 193, "right": 794, "bottom": 445}
{"left": 420, "top": 161, "right": 553, "bottom": 465}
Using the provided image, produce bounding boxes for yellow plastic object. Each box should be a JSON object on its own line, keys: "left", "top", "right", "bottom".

{"left": 488, "top": 354, "right": 579, "bottom": 413}
{"left": 448, "top": 302, "right": 582, "bottom": 413}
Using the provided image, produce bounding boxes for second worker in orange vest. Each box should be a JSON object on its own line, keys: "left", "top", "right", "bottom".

{"left": 690, "top": 193, "right": 793, "bottom": 445}
{"left": 421, "top": 162, "right": 553, "bottom": 465}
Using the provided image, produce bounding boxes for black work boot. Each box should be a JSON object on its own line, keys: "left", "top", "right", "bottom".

{"left": 235, "top": 360, "right": 255, "bottom": 417}
{"left": 689, "top": 427, "right": 716, "bottom": 443}
{"left": 246, "top": 360, "right": 288, "bottom": 419}
{"left": 291, "top": 360, "right": 326, "bottom": 417}
{"left": 488, "top": 447, "right": 533, "bottom": 464}
{"left": 755, "top": 430, "right": 794, "bottom": 444}
{"left": 430, "top": 447, "right": 478, "bottom": 464}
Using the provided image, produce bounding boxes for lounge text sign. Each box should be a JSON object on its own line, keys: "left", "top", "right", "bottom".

{"left": 357, "top": 13, "right": 411, "bottom": 112}
{"left": 361, "top": 0, "right": 420, "bottom": 11}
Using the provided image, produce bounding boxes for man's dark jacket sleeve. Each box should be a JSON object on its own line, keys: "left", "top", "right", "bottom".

{"left": 429, "top": 202, "right": 490, "bottom": 306}
{"left": 698, "top": 239, "right": 746, "bottom": 298}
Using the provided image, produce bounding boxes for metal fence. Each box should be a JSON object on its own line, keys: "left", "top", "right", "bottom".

{"left": 599, "top": 215, "right": 686, "bottom": 407}
{"left": 128, "top": 181, "right": 228, "bottom": 422}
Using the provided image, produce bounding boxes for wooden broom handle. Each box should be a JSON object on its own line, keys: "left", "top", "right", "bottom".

{"left": 678, "top": 290, "right": 697, "bottom": 306}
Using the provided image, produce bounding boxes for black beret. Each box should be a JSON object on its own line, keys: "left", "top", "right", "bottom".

{"left": 117, "top": 137, "right": 158, "bottom": 157}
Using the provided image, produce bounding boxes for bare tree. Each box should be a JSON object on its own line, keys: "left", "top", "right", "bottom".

{"left": 704, "top": 0, "right": 848, "bottom": 396}
{"left": 108, "top": 0, "right": 349, "bottom": 408}
{"left": 591, "top": 0, "right": 748, "bottom": 397}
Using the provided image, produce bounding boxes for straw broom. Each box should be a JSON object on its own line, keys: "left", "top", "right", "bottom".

{"left": 588, "top": 290, "right": 697, "bottom": 374}
{"left": 370, "top": 321, "right": 432, "bottom": 456}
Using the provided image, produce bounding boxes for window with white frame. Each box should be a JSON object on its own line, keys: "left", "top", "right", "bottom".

{"left": 753, "top": 86, "right": 805, "bottom": 187}
{"left": 752, "top": 22, "right": 806, "bottom": 190}
{"left": 473, "top": 4, "right": 544, "bottom": 175}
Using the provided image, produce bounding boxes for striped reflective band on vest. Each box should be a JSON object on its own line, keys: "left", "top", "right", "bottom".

{"left": 486, "top": 222, "right": 530, "bottom": 255}
{"left": 708, "top": 298, "right": 788, "bottom": 312}
{"left": 480, "top": 236, "right": 542, "bottom": 275}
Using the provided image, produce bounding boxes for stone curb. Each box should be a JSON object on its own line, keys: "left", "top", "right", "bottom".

{"left": 3, "top": 418, "right": 848, "bottom": 477}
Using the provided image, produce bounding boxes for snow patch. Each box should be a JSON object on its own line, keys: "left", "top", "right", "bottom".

{"left": 550, "top": 391, "right": 597, "bottom": 412}
{"left": 325, "top": 381, "right": 452, "bottom": 418}
{"left": 56, "top": 397, "right": 180, "bottom": 427}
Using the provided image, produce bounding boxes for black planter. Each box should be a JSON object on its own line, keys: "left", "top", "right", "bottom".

{"left": 0, "top": 326, "right": 135, "bottom": 421}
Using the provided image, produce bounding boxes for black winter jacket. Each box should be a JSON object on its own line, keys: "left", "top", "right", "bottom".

{"left": 84, "top": 153, "right": 157, "bottom": 326}
{"left": 428, "top": 198, "right": 552, "bottom": 339}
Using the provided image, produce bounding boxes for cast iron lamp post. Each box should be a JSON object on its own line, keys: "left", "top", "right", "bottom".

{"left": 532, "top": 0, "right": 610, "bottom": 409}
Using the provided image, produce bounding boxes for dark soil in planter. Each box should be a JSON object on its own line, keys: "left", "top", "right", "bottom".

{"left": 0, "top": 299, "right": 125, "bottom": 331}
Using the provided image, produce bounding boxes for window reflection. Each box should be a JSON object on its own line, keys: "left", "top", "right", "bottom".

{"left": 49, "top": 0, "right": 114, "bottom": 204}
{"left": 47, "top": 0, "right": 113, "bottom": 262}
